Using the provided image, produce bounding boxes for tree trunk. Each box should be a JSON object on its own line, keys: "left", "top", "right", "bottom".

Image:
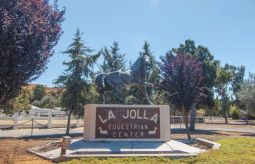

{"left": 0, "top": 93, "right": 7, "bottom": 106}
{"left": 245, "top": 114, "right": 248, "bottom": 125}
{"left": 183, "top": 107, "right": 191, "bottom": 140}
{"left": 223, "top": 111, "right": 228, "bottom": 124}
{"left": 189, "top": 103, "right": 196, "bottom": 131}
{"left": 66, "top": 110, "right": 73, "bottom": 136}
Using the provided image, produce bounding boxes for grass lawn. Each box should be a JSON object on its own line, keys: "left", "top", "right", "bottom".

{"left": 63, "top": 137, "right": 255, "bottom": 164}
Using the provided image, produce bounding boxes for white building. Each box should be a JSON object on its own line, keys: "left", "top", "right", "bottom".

{"left": 29, "top": 105, "right": 67, "bottom": 117}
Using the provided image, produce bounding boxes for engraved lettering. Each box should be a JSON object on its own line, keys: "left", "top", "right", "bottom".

{"left": 108, "top": 110, "right": 116, "bottom": 120}
{"left": 150, "top": 113, "right": 158, "bottom": 124}
{"left": 130, "top": 109, "right": 136, "bottom": 119}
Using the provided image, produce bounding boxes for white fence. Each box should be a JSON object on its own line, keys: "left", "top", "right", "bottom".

{"left": 170, "top": 116, "right": 205, "bottom": 124}
{"left": 0, "top": 113, "right": 82, "bottom": 129}
{"left": 1, "top": 115, "right": 208, "bottom": 130}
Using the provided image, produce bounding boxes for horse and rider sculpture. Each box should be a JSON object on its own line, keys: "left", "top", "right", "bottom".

{"left": 95, "top": 55, "right": 153, "bottom": 105}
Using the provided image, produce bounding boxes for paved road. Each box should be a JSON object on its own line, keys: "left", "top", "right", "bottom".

{"left": 197, "top": 127, "right": 255, "bottom": 133}
{"left": 171, "top": 124, "right": 255, "bottom": 133}
{"left": 0, "top": 127, "right": 83, "bottom": 138}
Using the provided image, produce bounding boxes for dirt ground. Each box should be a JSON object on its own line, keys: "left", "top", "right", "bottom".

{"left": 0, "top": 138, "right": 57, "bottom": 164}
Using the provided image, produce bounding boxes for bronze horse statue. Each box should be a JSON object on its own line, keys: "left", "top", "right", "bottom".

{"left": 95, "top": 55, "right": 153, "bottom": 104}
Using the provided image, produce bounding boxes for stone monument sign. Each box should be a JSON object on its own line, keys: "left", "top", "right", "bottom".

{"left": 85, "top": 55, "right": 170, "bottom": 141}
{"left": 84, "top": 104, "right": 170, "bottom": 141}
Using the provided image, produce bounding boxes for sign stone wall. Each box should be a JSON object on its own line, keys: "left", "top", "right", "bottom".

{"left": 95, "top": 107, "right": 160, "bottom": 139}
{"left": 84, "top": 104, "right": 170, "bottom": 141}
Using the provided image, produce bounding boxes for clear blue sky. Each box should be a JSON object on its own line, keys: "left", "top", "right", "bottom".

{"left": 33, "top": 0, "right": 255, "bottom": 87}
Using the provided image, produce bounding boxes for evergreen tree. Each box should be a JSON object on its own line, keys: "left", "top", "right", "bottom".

{"left": 55, "top": 29, "right": 99, "bottom": 135}
{"left": 100, "top": 41, "right": 126, "bottom": 104}
{"left": 237, "top": 73, "right": 255, "bottom": 124}
{"left": 127, "top": 41, "right": 160, "bottom": 104}
{"left": 33, "top": 85, "right": 46, "bottom": 101}
{"left": 0, "top": 88, "right": 32, "bottom": 114}
{"left": 215, "top": 64, "right": 245, "bottom": 124}
{"left": 100, "top": 41, "right": 126, "bottom": 73}
{"left": 139, "top": 41, "right": 160, "bottom": 83}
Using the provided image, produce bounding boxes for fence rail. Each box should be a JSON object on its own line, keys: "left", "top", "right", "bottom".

{"left": 0, "top": 115, "right": 82, "bottom": 129}
{"left": 1, "top": 115, "right": 208, "bottom": 129}
{"left": 170, "top": 116, "right": 205, "bottom": 124}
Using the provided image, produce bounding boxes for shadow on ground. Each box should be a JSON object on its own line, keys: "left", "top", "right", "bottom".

{"left": 240, "top": 133, "right": 255, "bottom": 137}
{"left": 171, "top": 128, "right": 228, "bottom": 136}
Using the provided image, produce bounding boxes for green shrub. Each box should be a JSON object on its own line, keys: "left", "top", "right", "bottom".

{"left": 230, "top": 105, "right": 240, "bottom": 120}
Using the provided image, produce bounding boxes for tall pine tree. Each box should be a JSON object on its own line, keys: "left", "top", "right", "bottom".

{"left": 100, "top": 41, "right": 127, "bottom": 104}
{"left": 127, "top": 41, "right": 160, "bottom": 104}
{"left": 139, "top": 41, "right": 160, "bottom": 84}
{"left": 100, "top": 41, "right": 126, "bottom": 73}
{"left": 55, "top": 29, "right": 99, "bottom": 135}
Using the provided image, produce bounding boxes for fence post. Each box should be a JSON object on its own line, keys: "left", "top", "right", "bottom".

{"left": 31, "top": 118, "right": 34, "bottom": 137}
{"left": 180, "top": 116, "right": 182, "bottom": 128}
{"left": 59, "top": 136, "right": 71, "bottom": 162}
{"left": 60, "top": 136, "right": 71, "bottom": 154}
{"left": 13, "top": 113, "right": 19, "bottom": 129}
{"left": 48, "top": 109, "right": 52, "bottom": 128}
